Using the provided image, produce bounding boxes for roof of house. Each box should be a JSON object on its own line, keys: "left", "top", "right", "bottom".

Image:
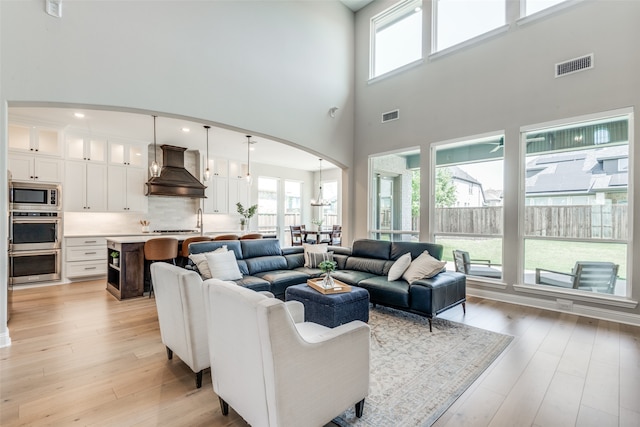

{"left": 526, "top": 145, "right": 628, "bottom": 196}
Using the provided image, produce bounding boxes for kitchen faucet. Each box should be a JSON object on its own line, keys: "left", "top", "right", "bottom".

{"left": 196, "top": 208, "right": 203, "bottom": 236}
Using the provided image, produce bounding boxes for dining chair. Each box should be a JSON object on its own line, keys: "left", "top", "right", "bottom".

{"left": 289, "top": 225, "right": 304, "bottom": 246}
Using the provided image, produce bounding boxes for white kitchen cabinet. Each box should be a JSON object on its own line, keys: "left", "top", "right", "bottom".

{"left": 228, "top": 177, "right": 249, "bottom": 213}
{"left": 8, "top": 123, "right": 62, "bottom": 156}
{"left": 66, "top": 134, "right": 107, "bottom": 162}
{"left": 203, "top": 176, "right": 228, "bottom": 214}
{"left": 8, "top": 153, "right": 63, "bottom": 183}
{"left": 107, "top": 166, "right": 147, "bottom": 212}
{"left": 109, "top": 140, "right": 146, "bottom": 167}
{"left": 64, "top": 161, "right": 107, "bottom": 211}
{"left": 65, "top": 237, "right": 107, "bottom": 279}
{"left": 228, "top": 159, "right": 248, "bottom": 180}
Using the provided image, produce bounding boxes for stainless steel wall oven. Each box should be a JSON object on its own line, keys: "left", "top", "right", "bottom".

{"left": 9, "top": 181, "right": 63, "bottom": 285}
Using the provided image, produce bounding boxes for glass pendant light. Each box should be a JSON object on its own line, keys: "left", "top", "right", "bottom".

{"left": 310, "top": 158, "right": 329, "bottom": 206}
{"left": 149, "top": 115, "right": 160, "bottom": 178}
{"left": 245, "top": 135, "right": 253, "bottom": 185}
{"left": 203, "top": 125, "right": 211, "bottom": 182}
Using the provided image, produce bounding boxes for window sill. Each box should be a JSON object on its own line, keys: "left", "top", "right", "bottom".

{"left": 465, "top": 277, "right": 508, "bottom": 290}
{"left": 513, "top": 283, "right": 638, "bottom": 309}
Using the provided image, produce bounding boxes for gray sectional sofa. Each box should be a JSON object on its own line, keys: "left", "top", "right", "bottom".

{"left": 188, "top": 238, "right": 466, "bottom": 330}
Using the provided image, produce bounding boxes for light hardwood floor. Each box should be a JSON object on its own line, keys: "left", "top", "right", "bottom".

{"left": 1, "top": 280, "right": 639, "bottom": 426}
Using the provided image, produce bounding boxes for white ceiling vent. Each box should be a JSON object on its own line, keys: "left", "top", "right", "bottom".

{"left": 381, "top": 109, "right": 399, "bottom": 123}
{"left": 555, "top": 54, "right": 594, "bottom": 78}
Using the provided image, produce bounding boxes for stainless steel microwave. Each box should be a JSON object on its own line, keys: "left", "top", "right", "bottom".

{"left": 9, "top": 182, "right": 61, "bottom": 211}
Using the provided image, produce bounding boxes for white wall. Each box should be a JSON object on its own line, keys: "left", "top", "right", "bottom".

{"left": 353, "top": 1, "right": 640, "bottom": 318}
{"left": 0, "top": 0, "right": 356, "bottom": 346}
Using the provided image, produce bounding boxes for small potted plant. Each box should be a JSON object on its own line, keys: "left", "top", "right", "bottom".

{"left": 110, "top": 251, "right": 120, "bottom": 267}
{"left": 236, "top": 202, "right": 258, "bottom": 231}
{"left": 311, "top": 218, "right": 324, "bottom": 232}
{"left": 318, "top": 259, "right": 337, "bottom": 289}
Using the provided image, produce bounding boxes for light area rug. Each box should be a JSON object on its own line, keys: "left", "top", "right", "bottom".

{"left": 334, "top": 306, "right": 513, "bottom": 427}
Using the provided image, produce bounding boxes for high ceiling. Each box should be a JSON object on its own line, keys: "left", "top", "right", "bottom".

{"left": 9, "top": 107, "right": 335, "bottom": 172}
{"left": 340, "top": 0, "right": 374, "bottom": 12}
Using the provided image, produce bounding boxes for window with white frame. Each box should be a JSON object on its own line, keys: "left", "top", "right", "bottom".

{"left": 523, "top": 0, "right": 569, "bottom": 17}
{"left": 433, "top": 0, "right": 505, "bottom": 52}
{"left": 257, "top": 177, "right": 279, "bottom": 234}
{"left": 432, "top": 134, "right": 504, "bottom": 280}
{"left": 371, "top": 0, "right": 423, "bottom": 79}
{"left": 522, "top": 111, "right": 631, "bottom": 297}
{"left": 369, "top": 149, "right": 420, "bottom": 241}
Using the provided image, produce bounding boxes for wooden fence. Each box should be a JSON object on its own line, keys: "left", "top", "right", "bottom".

{"left": 435, "top": 205, "right": 628, "bottom": 240}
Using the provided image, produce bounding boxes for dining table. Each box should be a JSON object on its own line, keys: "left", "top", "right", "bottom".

{"left": 304, "top": 229, "right": 333, "bottom": 244}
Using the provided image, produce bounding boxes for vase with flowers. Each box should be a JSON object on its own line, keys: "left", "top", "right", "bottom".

{"left": 318, "top": 259, "right": 337, "bottom": 290}
{"left": 311, "top": 218, "right": 324, "bottom": 232}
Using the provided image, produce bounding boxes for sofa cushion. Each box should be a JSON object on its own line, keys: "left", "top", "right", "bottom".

{"left": 391, "top": 241, "right": 444, "bottom": 261}
{"left": 189, "top": 246, "right": 228, "bottom": 279}
{"left": 402, "top": 251, "right": 446, "bottom": 284}
{"left": 307, "top": 251, "right": 334, "bottom": 268}
{"left": 254, "top": 270, "right": 309, "bottom": 298}
{"left": 331, "top": 270, "right": 378, "bottom": 287}
{"left": 285, "top": 252, "right": 305, "bottom": 269}
{"left": 303, "top": 243, "right": 328, "bottom": 267}
{"left": 408, "top": 271, "right": 466, "bottom": 315}
{"left": 205, "top": 250, "right": 243, "bottom": 281}
{"left": 351, "top": 239, "right": 391, "bottom": 260}
{"left": 241, "top": 239, "right": 282, "bottom": 259}
{"left": 387, "top": 252, "right": 412, "bottom": 281}
{"left": 357, "top": 276, "right": 410, "bottom": 308}
{"left": 234, "top": 275, "right": 271, "bottom": 292}
{"left": 344, "top": 257, "right": 390, "bottom": 276}
{"left": 293, "top": 266, "right": 323, "bottom": 278}
{"left": 245, "top": 255, "right": 288, "bottom": 275}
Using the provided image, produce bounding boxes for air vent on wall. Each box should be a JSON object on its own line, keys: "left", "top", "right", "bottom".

{"left": 382, "top": 109, "right": 400, "bottom": 123}
{"left": 555, "top": 54, "right": 594, "bottom": 78}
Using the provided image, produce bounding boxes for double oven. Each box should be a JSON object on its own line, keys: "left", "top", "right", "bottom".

{"left": 9, "top": 182, "right": 62, "bottom": 285}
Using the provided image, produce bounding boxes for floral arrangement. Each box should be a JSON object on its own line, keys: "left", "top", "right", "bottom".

{"left": 311, "top": 218, "right": 324, "bottom": 227}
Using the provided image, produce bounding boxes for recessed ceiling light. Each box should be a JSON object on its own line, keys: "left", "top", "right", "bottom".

{"left": 182, "top": 127, "right": 190, "bottom": 133}
{"left": 74, "top": 112, "right": 85, "bottom": 118}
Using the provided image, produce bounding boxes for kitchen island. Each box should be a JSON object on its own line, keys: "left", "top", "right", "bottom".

{"left": 105, "top": 234, "right": 201, "bottom": 300}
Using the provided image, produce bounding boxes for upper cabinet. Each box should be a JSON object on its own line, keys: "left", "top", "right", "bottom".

{"left": 66, "top": 134, "right": 107, "bottom": 162}
{"left": 8, "top": 124, "right": 62, "bottom": 156}
{"left": 8, "top": 154, "right": 63, "bottom": 183}
{"left": 228, "top": 160, "right": 248, "bottom": 180}
{"left": 109, "top": 140, "right": 146, "bottom": 168}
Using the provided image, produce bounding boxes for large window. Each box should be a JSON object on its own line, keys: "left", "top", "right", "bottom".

{"left": 257, "top": 177, "right": 279, "bottom": 235}
{"left": 522, "top": 111, "right": 631, "bottom": 297}
{"left": 432, "top": 134, "right": 504, "bottom": 280}
{"left": 433, "top": 0, "right": 505, "bottom": 52}
{"left": 283, "top": 180, "right": 302, "bottom": 245}
{"left": 320, "top": 181, "right": 338, "bottom": 227}
{"left": 371, "top": 0, "right": 422, "bottom": 79}
{"left": 369, "top": 149, "right": 420, "bottom": 241}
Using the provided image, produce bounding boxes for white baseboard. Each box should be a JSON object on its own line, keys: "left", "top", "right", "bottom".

{"left": 0, "top": 329, "right": 11, "bottom": 348}
{"left": 468, "top": 286, "right": 640, "bottom": 327}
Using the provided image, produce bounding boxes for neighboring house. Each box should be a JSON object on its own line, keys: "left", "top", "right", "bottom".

{"left": 525, "top": 145, "right": 628, "bottom": 206}
{"left": 449, "top": 166, "right": 485, "bottom": 207}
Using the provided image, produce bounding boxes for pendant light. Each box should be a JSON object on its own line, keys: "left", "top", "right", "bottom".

{"left": 149, "top": 115, "right": 160, "bottom": 178}
{"left": 245, "top": 135, "right": 253, "bottom": 185}
{"left": 203, "top": 125, "right": 211, "bottom": 182}
{"left": 310, "top": 158, "right": 329, "bottom": 206}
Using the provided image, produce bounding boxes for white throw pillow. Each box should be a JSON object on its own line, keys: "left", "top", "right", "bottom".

{"left": 388, "top": 252, "right": 412, "bottom": 281}
{"left": 402, "top": 251, "right": 447, "bottom": 284}
{"left": 205, "top": 250, "right": 243, "bottom": 281}
{"left": 189, "top": 246, "right": 227, "bottom": 279}
{"left": 303, "top": 243, "right": 328, "bottom": 268}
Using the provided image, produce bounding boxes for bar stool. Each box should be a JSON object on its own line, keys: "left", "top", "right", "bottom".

{"left": 180, "top": 236, "right": 212, "bottom": 267}
{"left": 213, "top": 234, "right": 240, "bottom": 241}
{"left": 240, "top": 233, "right": 263, "bottom": 240}
{"left": 144, "top": 237, "right": 179, "bottom": 298}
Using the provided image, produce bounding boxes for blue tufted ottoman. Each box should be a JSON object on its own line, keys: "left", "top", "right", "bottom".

{"left": 285, "top": 283, "right": 370, "bottom": 328}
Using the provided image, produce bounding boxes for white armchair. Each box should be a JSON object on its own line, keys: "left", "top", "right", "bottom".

{"left": 203, "top": 280, "right": 370, "bottom": 427}
{"left": 150, "top": 262, "right": 212, "bottom": 388}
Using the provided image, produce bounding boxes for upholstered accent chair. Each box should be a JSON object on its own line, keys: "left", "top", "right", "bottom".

{"left": 150, "top": 262, "right": 210, "bottom": 388}
{"left": 203, "top": 280, "right": 370, "bottom": 426}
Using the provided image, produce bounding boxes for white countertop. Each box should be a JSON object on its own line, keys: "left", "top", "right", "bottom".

{"left": 65, "top": 230, "right": 248, "bottom": 239}
{"left": 105, "top": 234, "right": 203, "bottom": 244}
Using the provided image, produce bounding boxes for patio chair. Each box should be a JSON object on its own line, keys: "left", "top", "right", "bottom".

{"left": 452, "top": 249, "right": 502, "bottom": 279}
{"left": 535, "top": 261, "right": 618, "bottom": 294}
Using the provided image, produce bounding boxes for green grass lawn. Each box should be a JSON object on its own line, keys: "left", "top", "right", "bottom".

{"left": 436, "top": 237, "right": 627, "bottom": 279}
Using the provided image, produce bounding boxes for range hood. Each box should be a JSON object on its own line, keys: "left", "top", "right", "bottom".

{"left": 145, "top": 145, "right": 206, "bottom": 198}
